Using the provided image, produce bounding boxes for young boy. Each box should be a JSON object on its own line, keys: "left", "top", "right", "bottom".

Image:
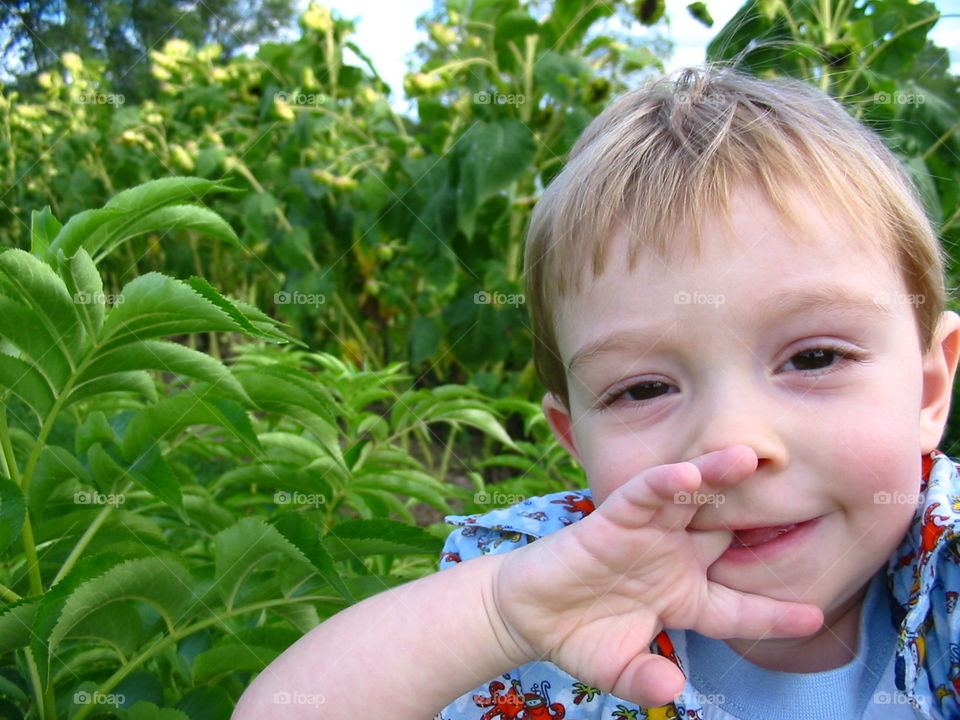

{"left": 232, "top": 65, "right": 960, "bottom": 720}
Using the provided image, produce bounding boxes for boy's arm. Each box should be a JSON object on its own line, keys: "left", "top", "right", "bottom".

{"left": 231, "top": 550, "right": 527, "bottom": 720}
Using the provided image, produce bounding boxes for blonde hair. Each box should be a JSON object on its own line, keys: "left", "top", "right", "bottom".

{"left": 523, "top": 64, "right": 946, "bottom": 410}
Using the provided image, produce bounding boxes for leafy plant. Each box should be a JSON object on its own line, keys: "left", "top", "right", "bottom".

{"left": 0, "top": 178, "right": 567, "bottom": 718}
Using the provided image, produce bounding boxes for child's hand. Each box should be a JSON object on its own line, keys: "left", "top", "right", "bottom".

{"left": 488, "top": 445, "right": 824, "bottom": 707}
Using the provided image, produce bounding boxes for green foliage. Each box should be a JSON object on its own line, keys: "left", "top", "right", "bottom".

{"left": 0, "top": 1, "right": 958, "bottom": 715}
{"left": 0, "top": 179, "right": 582, "bottom": 718}
{"left": 0, "top": 0, "right": 668, "bottom": 403}
{"left": 0, "top": 0, "right": 298, "bottom": 100}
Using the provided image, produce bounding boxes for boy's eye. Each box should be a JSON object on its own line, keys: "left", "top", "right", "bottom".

{"left": 782, "top": 347, "right": 844, "bottom": 372}
{"left": 623, "top": 380, "right": 672, "bottom": 402}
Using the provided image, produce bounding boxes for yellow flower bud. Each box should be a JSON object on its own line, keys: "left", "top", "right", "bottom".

{"left": 61, "top": 52, "right": 83, "bottom": 72}
{"left": 303, "top": 3, "right": 332, "bottom": 33}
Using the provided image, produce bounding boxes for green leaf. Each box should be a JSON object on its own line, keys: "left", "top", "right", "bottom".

{"left": 90, "top": 204, "right": 240, "bottom": 263}
{"left": 75, "top": 340, "right": 251, "bottom": 406}
{"left": 687, "top": 1, "right": 713, "bottom": 27}
{"left": 0, "top": 296, "right": 71, "bottom": 390}
{"left": 65, "top": 370, "right": 159, "bottom": 407}
{"left": 183, "top": 276, "right": 278, "bottom": 342}
{"left": 44, "top": 206, "right": 128, "bottom": 263}
{"left": 0, "top": 248, "right": 85, "bottom": 364}
{"left": 434, "top": 407, "right": 519, "bottom": 450}
{"left": 0, "top": 349, "right": 58, "bottom": 427}
{"left": 456, "top": 120, "right": 536, "bottom": 236}
{"left": 32, "top": 553, "right": 125, "bottom": 687}
{"left": 407, "top": 315, "right": 440, "bottom": 368}
{"left": 45, "top": 557, "right": 195, "bottom": 679}
{"left": 64, "top": 249, "right": 106, "bottom": 337}
{"left": 0, "top": 599, "right": 37, "bottom": 655}
{"left": 0, "top": 479, "right": 25, "bottom": 554}
{"left": 325, "top": 519, "right": 441, "bottom": 560}
{"left": 65, "top": 602, "right": 144, "bottom": 659}
{"left": 120, "top": 393, "right": 260, "bottom": 464}
{"left": 120, "top": 701, "right": 193, "bottom": 720}
{"left": 99, "top": 273, "right": 243, "bottom": 351}
{"left": 213, "top": 518, "right": 316, "bottom": 609}
{"left": 176, "top": 686, "right": 232, "bottom": 720}
{"left": 88, "top": 443, "right": 183, "bottom": 512}
{"left": 30, "top": 206, "right": 62, "bottom": 257}
{"left": 192, "top": 645, "right": 279, "bottom": 683}
{"left": 271, "top": 514, "right": 354, "bottom": 601}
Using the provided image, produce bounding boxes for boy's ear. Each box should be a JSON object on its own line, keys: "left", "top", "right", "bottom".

{"left": 542, "top": 392, "right": 582, "bottom": 462}
{"left": 920, "top": 310, "right": 960, "bottom": 454}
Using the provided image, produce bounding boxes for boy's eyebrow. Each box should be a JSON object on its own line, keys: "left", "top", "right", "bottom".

{"left": 566, "top": 287, "right": 893, "bottom": 377}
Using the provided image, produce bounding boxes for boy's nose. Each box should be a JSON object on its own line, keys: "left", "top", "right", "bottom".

{"left": 682, "top": 372, "right": 788, "bottom": 476}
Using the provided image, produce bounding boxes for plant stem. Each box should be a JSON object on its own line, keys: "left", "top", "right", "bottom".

{"left": 51, "top": 482, "right": 132, "bottom": 586}
{"left": 0, "top": 583, "right": 21, "bottom": 602}
{"left": 72, "top": 595, "right": 342, "bottom": 720}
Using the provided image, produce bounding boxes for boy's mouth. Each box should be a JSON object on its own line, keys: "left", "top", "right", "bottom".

{"left": 730, "top": 523, "right": 801, "bottom": 548}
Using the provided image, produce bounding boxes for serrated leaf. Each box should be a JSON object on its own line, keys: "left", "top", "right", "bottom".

{"left": 0, "top": 249, "right": 85, "bottom": 364}
{"left": 271, "top": 514, "right": 353, "bottom": 601}
{"left": 65, "top": 602, "right": 144, "bottom": 659}
{"left": 325, "top": 519, "right": 441, "bottom": 560}
{"left": 32, "top": 553, "right": 125, "bottom": 687}
{"left": 0, "top": 599, "right": 37, "bottom": 655}
{"left": 213, "top": 518, "right": 316, "bottom": 609}
{"left": 45, "top": 557, "right": 195, "bottom": 685}
{"left": 120, "top": 393, "right": 259, "bottom": 463}
{"left": 75, "top": 340, "right": 251, "bottom": 406}
{"left": 99, "top": 273, "right": 243, "bottom": 351}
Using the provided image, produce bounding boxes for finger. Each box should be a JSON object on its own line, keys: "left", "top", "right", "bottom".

{"left": 688, "top": 527, "right": 735, "bottom": 569}
{"left": 686, "top": 444, "right": 759, "bottom": 490}
{"left": 608, "top": 652, "right": 688, "bottom": 708}
{"left": 599, "top": 460, "right": 703, "bottom": 531}
{"left": 698, "top": 584, "right": 824, "bottom": 640}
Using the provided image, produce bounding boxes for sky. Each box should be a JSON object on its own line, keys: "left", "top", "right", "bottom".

{"left": 327, "top": 0, "right": 960, "bottom": 115}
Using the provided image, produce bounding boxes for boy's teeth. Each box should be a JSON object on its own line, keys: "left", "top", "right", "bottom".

{"left": 730, "top": 523, "right": 799, "bottom": 548}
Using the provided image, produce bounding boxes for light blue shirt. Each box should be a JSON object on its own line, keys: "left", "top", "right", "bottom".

{"left": 434, "top": 450, "right": 960, "bottom": 720}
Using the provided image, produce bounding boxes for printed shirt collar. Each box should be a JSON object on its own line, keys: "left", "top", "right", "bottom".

{"left": 447, "top": 452, "right": 960, "bottom": 720}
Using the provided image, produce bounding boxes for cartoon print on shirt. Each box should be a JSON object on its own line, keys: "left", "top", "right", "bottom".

{"left": 521, "top": 682, "right": 565, "bottom": 719}
{"left": 550, "top": 493, "right": 595, "bottom": 518}
{"left": 472, "top": 678, "right": 525, "bottom": 720}
{"left": 571, "top": 682, "right": 600, "bottom": 705}
{"left": 439, "top": 452, "right": 960, "bottom": 720}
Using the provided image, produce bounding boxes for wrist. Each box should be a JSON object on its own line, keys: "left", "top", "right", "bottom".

{"left": 477, "top": 552, "right": 539, "bottom": 668}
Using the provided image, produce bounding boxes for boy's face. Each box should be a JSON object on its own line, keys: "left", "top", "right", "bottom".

{"left": 542, "top": 183, "right": 960, "bottom": 616}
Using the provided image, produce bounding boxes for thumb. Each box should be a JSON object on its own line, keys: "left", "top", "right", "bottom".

{"left": 697, "top": 583, "right": 824, "bottom": 640}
